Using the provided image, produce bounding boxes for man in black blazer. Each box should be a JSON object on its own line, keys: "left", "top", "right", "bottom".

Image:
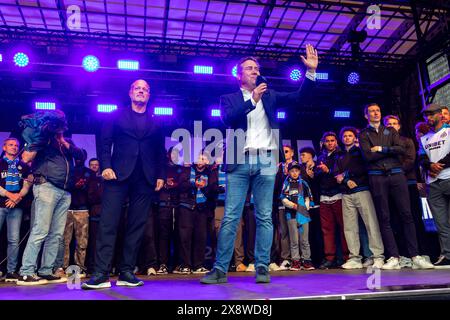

{"left": 201, "top": 44, "right": 318, "bottom": 284}
{"left": 83, "top": 79, "right": 166, "bottom": 289}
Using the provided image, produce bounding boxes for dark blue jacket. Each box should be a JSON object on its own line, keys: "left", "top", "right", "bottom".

{"left": 220, "top": 78, "right": 315, "bottom": 173}
{"left": 100, "top": 107, "right": 166, "bottom": 185}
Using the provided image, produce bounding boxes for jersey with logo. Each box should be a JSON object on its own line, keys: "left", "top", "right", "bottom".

{"left": 419, "top": 123, "right": 450, "bottom": 183}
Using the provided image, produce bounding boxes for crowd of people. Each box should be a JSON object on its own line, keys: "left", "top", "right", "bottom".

{"left": 0, "top": 102, "right": 449, "bottom": 287}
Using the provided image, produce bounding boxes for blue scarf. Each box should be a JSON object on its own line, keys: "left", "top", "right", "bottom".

{"left": 3, "top": 156, "right": 21, "bottom": 192}
{"left": 280, "top": 177, "right": 313, "bottom": 234}
{"left": 190, "top": 167, "right": 207, "bottom": 204}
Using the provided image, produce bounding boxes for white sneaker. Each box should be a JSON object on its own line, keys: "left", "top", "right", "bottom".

{"left": 412, "top": 255, "right": 435, "bottom": 270}
{"left": 341, "top": 260, "right": 363, "bottom": 269}
{"left": 245, "top": 263, "right": 255, "bottom": 272}
{"left": 269, "top": 263, "right": 281, "bottom": 271}
{"left": 399, "top": 256, "right": 412, "bottom": 268}
{"left": 362, "top": 257, "right": 374, "bottom": 268}
{"left": 192, "top": 267, "right": 209, "bottom": 274}
{"left": 381, "top": 257, "right": 401, "bottom": 270}
{"left": 372, "top": 258, "right": 385, "bottom": 269}
{"left": 146, "top": 267, "right": 157, "bottom": 276}
{"left": 279, "top": 260, "right": 291, "bottom": 271}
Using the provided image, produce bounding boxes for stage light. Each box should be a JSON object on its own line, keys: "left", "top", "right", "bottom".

{"left": 14, "top": 52, "right": 29, "bottom": 67}
{"left": 82, "top": 55, "right": 100, "bottom": 72}
{"left": 117, "top": 60, "right": 139, "bottom": 71}
{"left": 211, "top": 109, "right": 221, "bottom": 117}
{"left": 0, "top": 54, "right": 3, "bottom": 62}
{"left": 232, "top": 65, "right": 238, "bottom": 77}
{"left": 194, "top": 65, "right": 213, "bottom": 75}
{"left": 289, "top": 69, "right": 302, "bottom": 81}
{"left": 316, "top": 72, "right": 329, "bottom": 80}
{"left": 35, "top": 102, "right": 56, "bottom": 110}
{"left": 347, "top": 72, "right": 360, "bottom": 85}
{"left": 334, "top": 110, "right": 351, "bottom": 118}
{"left": 277, "top": 111, "right": 286, "bottom": 119}
{"left": 97, "top": 104, "right": 117, "bottom": 113}
{"left": 154, "top": 107, "right": 173, "bottom": 116}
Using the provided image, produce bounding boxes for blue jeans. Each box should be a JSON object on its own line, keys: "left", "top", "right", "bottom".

{"left": 214, "top": 153, "right": 276, "bottom": 273}
{"left": 0, "top": 207, "right": 23, "bottom": 273}
{"left": 20, "top": 182, "right": 71, "bottom": 276}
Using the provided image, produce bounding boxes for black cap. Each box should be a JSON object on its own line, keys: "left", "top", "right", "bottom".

{"left": 288, "top": 161, "right": 301, "bottom": 171}
{"left": 421, "top": 103, "right": 443, "bottom": 114}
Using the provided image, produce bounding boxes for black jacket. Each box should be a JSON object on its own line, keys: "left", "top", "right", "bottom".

{"left": 400, "top": 136, "right": 417, "bottom": 182}
{"left": 100, "top": 107, "right": 166, "bottom": 185}
{"left": 178, "top": 165, "right": 218, "bottom": 210}
{"left": 158, "top": 163, "right": 184, "bottom": 207}
{"left": 32, "top": 138, "right": 84, "bottom": 191}
{"left": 358, "top": 124, "right": 405, "bottom": 173}
{"left": 335, "top": 145, "right": 370, "bottom": 194}
{"left": 70, "top": 166, "right": 93, "bottom": 210}
{"left": 315, "top": 149, "right": 342, "bottom": 197}
{"left": 220, "top": 78, "right": 315, "bottom": 173}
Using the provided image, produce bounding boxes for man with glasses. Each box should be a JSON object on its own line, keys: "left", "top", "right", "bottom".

{"left": 201, "top": 44, "right": 318, "bottom": 284}
{"left": 82, "top": 79, "right": 166, "bottom": 289}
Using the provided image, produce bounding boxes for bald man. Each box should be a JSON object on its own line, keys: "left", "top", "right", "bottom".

{"left": 82, "top": 80, "right": 166, "bottom": 289}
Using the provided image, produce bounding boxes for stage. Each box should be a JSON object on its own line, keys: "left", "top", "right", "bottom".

{"left": 1, "top": 269, "right": 449, "bottom": 300}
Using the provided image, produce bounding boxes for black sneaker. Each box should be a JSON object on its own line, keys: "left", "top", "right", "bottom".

{"left": 81, "top": 273, "right": 111, "bottom": 290}
{"left": 5, "top": 272, "right": 20, "bottom": 283}
{"left": 200, "top": 268, "right": 228, "bottom": 284}
{"left": 116, "top": 272, "right": 144, "bottom": 287}
{"left": 156, "top": 264, "right": 169, "bottom": 275}
{"left": 255, "top": 266, "right": 270, "bottom": 283}
{"left": 434, "top": 257, "right": 450, "bottom": 269}
{"left": 16, "top": 274, "right": 49, "bottom": 286}
{"left": 37, "top": 273, "right": 67, "bottom": 284}
{"left": 173, "top": 265, "right": 191, "bottom": 274}
{"left": 319, "top": 259, "right": 337, "bottom": 270}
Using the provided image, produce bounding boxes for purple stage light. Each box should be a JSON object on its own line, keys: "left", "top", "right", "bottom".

{"left": 211, "top": 109, "right": 221, "bottom": 117}
{"left": 117, "top": 60, "right": 139, "bottom": 71}
{"left": 97, "top": 104, "right": 118, "bottom": 113}
{"left": 194, "top": 65, "right": 213, "bottom": 75}
{"left": 14, "top": 52, "right": 29, "bottom": 67}
{"left": 347, "top": 72, "right": 360, "bottom": 85}
{"left": 277, "top": 111, "right": 286, "bottom": 119}
{"left": 35, "top": 102, "right": 56, "bottom": 110}
{"left": 154, "top": 107, "right": 173, "bottom": 116}
{"left": 82, "top": 55, "right": 100, "bottom": 72}
{"left": 289, "top": 69, "right": 302, "bottom": 81}
{"left": 334, "top": 111, "right": 351, "bottom": 118}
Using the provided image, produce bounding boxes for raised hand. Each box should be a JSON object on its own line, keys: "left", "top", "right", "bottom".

{"left": 300, "top": 44, "right": 319, "bottom": 72}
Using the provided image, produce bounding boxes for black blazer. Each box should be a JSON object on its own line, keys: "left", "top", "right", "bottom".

{"left": 100, "top": 107, "right": 166, "bottom": 184}
{"left": 220, "top": 78, "right": 315, "bottom": 172}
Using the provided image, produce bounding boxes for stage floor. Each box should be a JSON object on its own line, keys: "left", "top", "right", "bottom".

{"left": 1, "top": 269, "right": 449, "bottom": 300}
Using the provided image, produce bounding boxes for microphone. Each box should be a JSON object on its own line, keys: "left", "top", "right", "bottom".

{"left": 256, "top": 75, "right": 268, "bottom": 87}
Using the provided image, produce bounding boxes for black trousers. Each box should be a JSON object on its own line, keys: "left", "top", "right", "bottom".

{"left": 178, "top": 206, "right": 208, "bottom": 269}
{"left": 369, "top": 173, "right": 419, "bottom": 258}
{"left": 137, "top": 205, "right": 158, "bottom": 271}
{"left": 94, "top": 163, "right": 155, "bottom": 275}
{"left": 157, "top": 206, "right": 175, "bottom": 266}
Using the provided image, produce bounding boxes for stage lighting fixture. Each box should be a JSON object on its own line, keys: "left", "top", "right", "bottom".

{"left": 277, "top": 111, "right": 286, "bottom": 119}
{"left": 82, "top": 55, "right": 100, "bottom": 72}
{"left": 35, "top": 102, "right": 56, "bottom": 110}
{"left": 211, "top": 109, "right": 221, "bottom": 117}
{"left": 194, "top": 65, "right": 213, "bottom": 74}
{"left": 154, "top": 107, "right": 173, "bottom": 116}
{"left": 14, "top": 52, "right": 29, "bottom": 67}
{"left": 97, "top": 104, "right": 118, "bottom": 113}
{"left": 117, "top": 60, "right": 139, "bottom": 71}
{"left": 334, "top": 111, "right": 351, "bottom": 118}
{"left": 232, "top": 65, "right": 238, "bottom": 77}
{"left": 347, "top": 72, "right": 360, "bottom": 85}
{"left": 289, "top": 69, "right": 302, "bottom": 81}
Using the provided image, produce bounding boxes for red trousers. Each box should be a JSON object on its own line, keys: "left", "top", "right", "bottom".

{"left": 320, "top": 200, "right": 349, "bottom": 262}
